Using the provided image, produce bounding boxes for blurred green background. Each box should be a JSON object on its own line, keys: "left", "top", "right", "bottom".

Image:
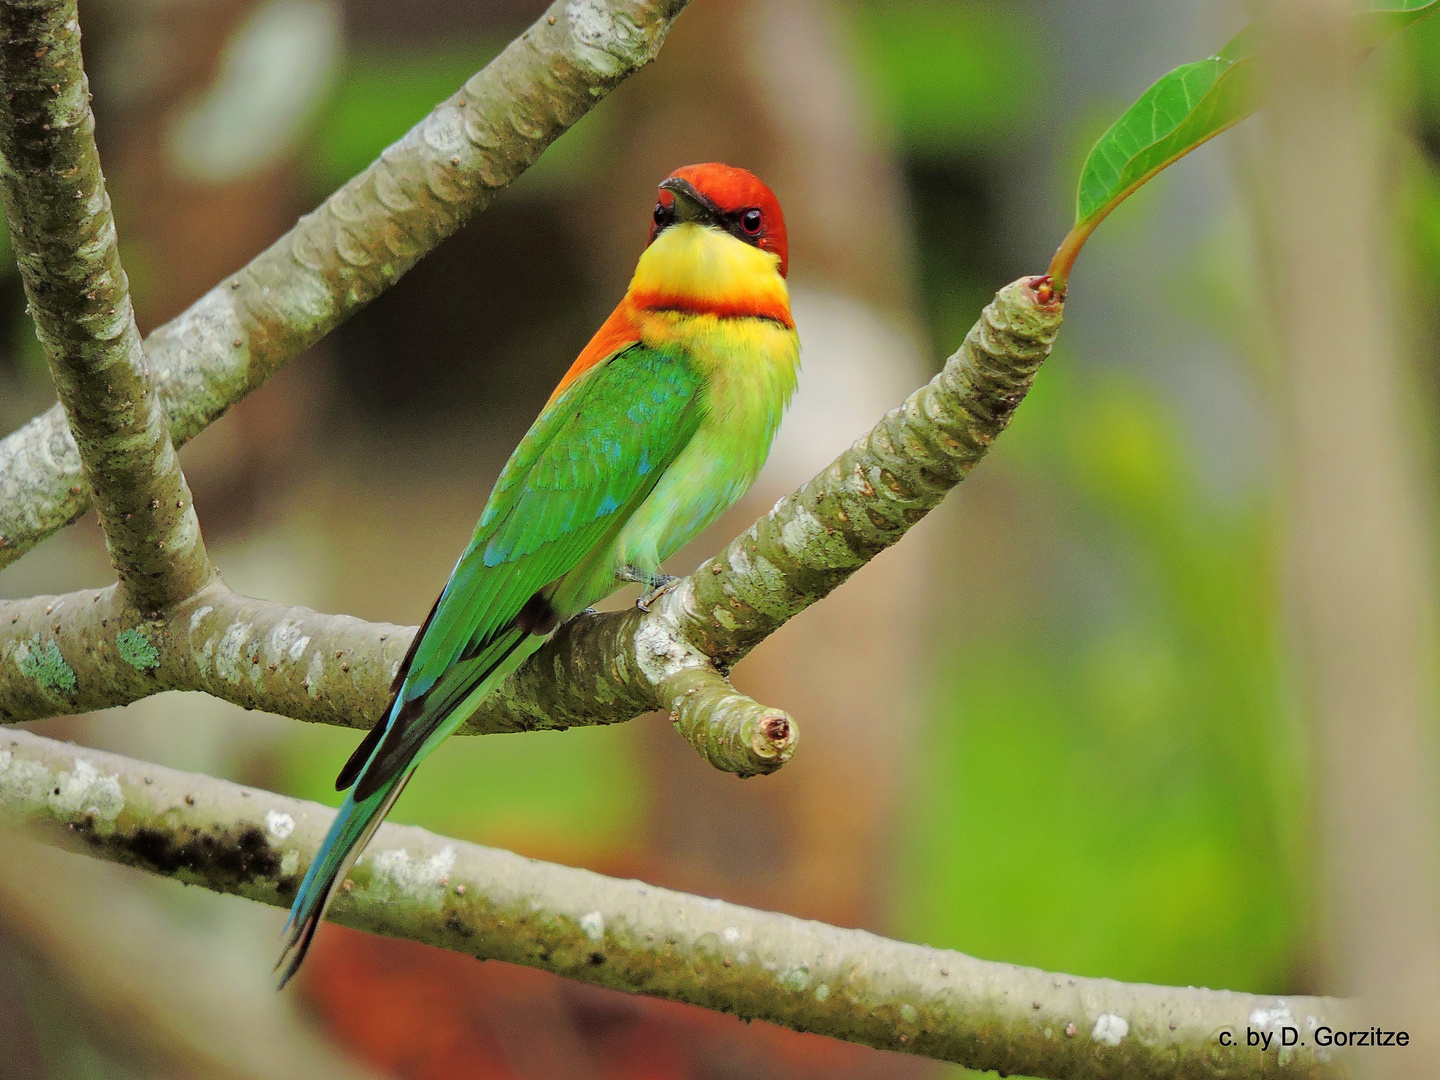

{"left": 3, "top": 0, "right": 1439, "bottom": 1077}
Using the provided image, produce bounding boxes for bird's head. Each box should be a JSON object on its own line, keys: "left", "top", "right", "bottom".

{"left": 648, "top": 163, "right": 789, "bottom": 278}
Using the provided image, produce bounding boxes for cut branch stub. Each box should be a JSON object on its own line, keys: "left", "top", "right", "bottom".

{"left": 0, "top": 0, "right": 692, "bottom": 572}
{"left": 0, "top": 0, "right": 209, "bottom": 609}
{"left": 636, "top": 610, "right": 797, "bottom": 776}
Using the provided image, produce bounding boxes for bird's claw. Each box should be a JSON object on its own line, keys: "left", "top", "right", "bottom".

{"left": 636, "top": 574, "right": 680, "bottom": 612}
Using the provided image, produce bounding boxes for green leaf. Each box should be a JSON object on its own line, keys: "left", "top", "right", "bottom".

{"left": 1362, "top": 0, "right": 1440, "bottom": 40}
{"left": 1074, "top": 28, "right": 1258, "bottom": 230}
{"left": 1071, "top": 0, "right": 1440, "bottom": 237}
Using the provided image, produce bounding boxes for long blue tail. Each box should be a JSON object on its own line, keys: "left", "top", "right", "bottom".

{"left": 275, "top": 624, "right": 544, "bottom": 988}
{"left": 275, "top": 766, "right": 408, "bottom": 988}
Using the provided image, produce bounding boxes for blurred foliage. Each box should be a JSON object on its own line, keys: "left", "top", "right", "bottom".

{"left": 0, "top": 938, "right": 142, "bottom": 1080}
{"left": 1400, "top": 18, "right": 1440, "bottom": 301}
{"left": 904, "top": 161, "right": 1013, "bottom": 358}
{"left": 281, "top": 717, "right": 648, "bottom": 856}
{"left": 898, "top": 365, "right": 1305, "bottom": 993}
{"left": 848, "top": 1, "right": 1048, "bottom": 349}
{"left": 1411, "top": 3, "right": 1440, "bottom": 118}
{"left": 848, "top": 0, "right": 1044, "bottom": 155}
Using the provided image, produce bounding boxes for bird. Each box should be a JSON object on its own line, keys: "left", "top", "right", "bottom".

{"left": 277, "top": 163, "right": 800, "bottom": 986}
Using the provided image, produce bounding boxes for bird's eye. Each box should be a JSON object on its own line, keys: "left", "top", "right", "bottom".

{"left": 653, "top": 202, "right": 670, "bottom": 227}
{"left": 741, "top": 208, "right": 763, "bottom": 235}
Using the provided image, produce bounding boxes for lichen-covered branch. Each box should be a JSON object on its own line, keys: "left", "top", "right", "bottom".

{"left": 0, "top": 0, "right": 691, "bottom": 570}
{"left": 1, "top": 279, "right": 1056, "bottom": 782}
{"left": 0, "top": 728, "right": 1355, "bottom": 1080}
{"left": 0, "top": 0, "right": 208, "bottom": 609}
{"left": 0, "top": 582, "right": 411, "bottom": 729}
{"left": 0, "top": 577, "right": 792, "bottom": 776}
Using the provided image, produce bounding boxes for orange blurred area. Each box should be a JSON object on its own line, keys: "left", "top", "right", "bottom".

{"left": 302, "top": 923, "right": 924, "bottom": 1080}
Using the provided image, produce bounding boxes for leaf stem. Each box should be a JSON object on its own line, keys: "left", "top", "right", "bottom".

{"left": 1047, "top": 221, "right": 1097, "bottom": 294}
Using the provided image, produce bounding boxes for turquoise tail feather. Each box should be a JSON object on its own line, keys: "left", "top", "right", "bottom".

{"left": 275, "top": 627, "right": 545, "bottom": 988}
{"left": 276, "top": 763, "right": 409, "bottom": 988}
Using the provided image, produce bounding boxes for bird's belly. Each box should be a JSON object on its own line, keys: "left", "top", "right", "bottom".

{"left": 612, "top": 427, "right": 756, "bottom": 574}
{"left": 615, "top": 375, "right": 795, "bottom": 577}
{"left": 559, "top": 314, "right": 798, "bottom": 612}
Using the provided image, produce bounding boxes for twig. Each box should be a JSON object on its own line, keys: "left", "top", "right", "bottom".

{"left": 0, "top": 728, "right": 1354, "bottom": 1080}
{"left": 0, "top": 0, "right": 691, "bottom": 571}
{"left": 0, "top": 0, "right": 209, "bottom": 609}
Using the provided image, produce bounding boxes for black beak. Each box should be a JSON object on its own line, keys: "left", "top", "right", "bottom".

{"left": 658, "top": 176, "right": 723, "bottom": 229}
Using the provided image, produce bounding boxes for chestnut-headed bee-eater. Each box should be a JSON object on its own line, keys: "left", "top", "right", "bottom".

{"left": 278, "top": 163, "right": 800, "bottom": 985}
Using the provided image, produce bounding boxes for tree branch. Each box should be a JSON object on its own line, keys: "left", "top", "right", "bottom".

{"left": 0, "top": 0, "right": 691, "bottom": 571}
{"left": 0, "top": 278, "right": 1058, "bottom": 780}
{"left": 0, "top": 728, "right": 1355, "bottom": 1080}
{"left": 0, "top": 0, "right": 209, "bottom": 610}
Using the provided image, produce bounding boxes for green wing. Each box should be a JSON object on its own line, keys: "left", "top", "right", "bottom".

{"left": 346, "top": 343, "right": 705, "bottom": 798}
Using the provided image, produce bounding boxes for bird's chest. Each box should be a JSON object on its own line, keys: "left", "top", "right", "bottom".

{"left": 643, "top": 311, "right": 798, "bottom": 426}
{"left": 618, "top": 313, "right": 800, "bottom": 565}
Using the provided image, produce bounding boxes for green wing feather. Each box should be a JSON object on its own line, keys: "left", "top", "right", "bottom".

{"left": 349, "top": 342, "right": 705, "bottom": 798}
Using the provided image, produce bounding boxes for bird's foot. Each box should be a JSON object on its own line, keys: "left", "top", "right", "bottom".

{"left": 618, "top": 565, "right": 656, "bottom": 586}
{"left": 636, "top": 574, "right": 680, "bottom": 613}
{"left": 618, "top": 566, "right": 679, "bottom": 611}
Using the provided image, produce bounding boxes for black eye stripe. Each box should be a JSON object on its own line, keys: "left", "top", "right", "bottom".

{"left": 654, "top": 193, "right": 763, "bottom": 246}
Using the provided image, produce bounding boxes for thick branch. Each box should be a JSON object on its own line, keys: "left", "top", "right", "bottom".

{"left": 0, "top": 582, "right": 411, "bottom": 728}
{"left": 0, "top": 0, "right": 690, "bottom": 571}
{"left": 0, "top": 0, "right": 207, "bottom": 609}
{"left": 0, "top": 279, "right": 1057, "bottom": 776}
{"left": 0, "top": 728, "right": 1355, "bottom": 1080}
{"left": 0, "top": 577, "right": 790, "bottom": 775}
